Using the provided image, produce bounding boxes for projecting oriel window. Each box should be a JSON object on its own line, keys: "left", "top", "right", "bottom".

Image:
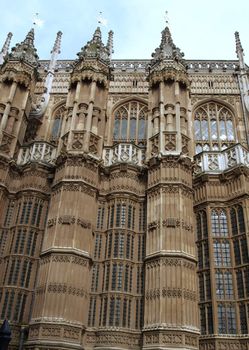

{"left": 113, "top": 101, "right": 148, "bottom": 145}
{"left": 194, "top": 102, "right": 236, "bottom": 154}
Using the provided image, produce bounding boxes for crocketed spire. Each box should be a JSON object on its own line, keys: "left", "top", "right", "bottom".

{"left": 30, "top": 31, "right": 63, "bottom": 118}
{"left": 77, "top": 27, "right": 113, "bottom": 64}
{"left": 106, "top": 30, "right": 114, "bottom": 59}
{"left": 7, "top": 28, "right": 39, "bottom": 67}
{"left": 51, "top": 31, "right": 62, "bottom": 55}
{"left": 151, "top": 26, "right": 184, "bottom": 65}
{"left": 0, "top": 32, "right": 13, "bottom": 64}
{"left": 235, "top": 31, "right": 245, "bottom": 70}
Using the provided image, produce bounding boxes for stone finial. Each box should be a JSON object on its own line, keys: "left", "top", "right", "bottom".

{"left": 8, "top": 28, "right": 39, "bottom": 67}
{"left": 77, "top": 27, "right": 112, "bottom": 64}
{"left": 107, "top": 30, "right": 114, "bottom": 59}
{"left": 235, "top": 31, "right": 245, "bottom": 70}
{"left": 51, "top": 31, "right": 63, "bottom": 54}
{"left": 0, "top": 32, "right": 13, "bottom": 64}
{"left": 151, "top": 25, "right": 184, "bottom": 66}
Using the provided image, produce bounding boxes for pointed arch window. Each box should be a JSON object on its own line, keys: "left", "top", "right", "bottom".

{"left": 194, "top": 102, "right": 236, "bottom": 154}
{"left": 113, "top": 101, "right": 148, "bottom": 145}
{"left": 51, "top": 104, "right": 66, "bottom": 141}
{"left": 230, "top": 205, "right": 245, "bottom": 236}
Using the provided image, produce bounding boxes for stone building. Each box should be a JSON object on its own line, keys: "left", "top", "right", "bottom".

{"left": 0, "top": 24, "right": 248, "bottom": 350}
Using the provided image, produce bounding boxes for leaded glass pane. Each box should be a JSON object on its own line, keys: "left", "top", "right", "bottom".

{"left": 211, "top": 119, "right": 218, "bottom": 140}
{"left": 51, "top": 118, "right": 61, "bottom": 138}
{"left": 121, "top": 118, "right": 127, "bottom": 140}
{"left": 219, "top": 120, "right": 226, "bottom": 141}
{"left": 201, "top": 120, "right": 208, "bottom": 140}
{"left": 113, "top": 118, "right": 120, "bottom": 140}
{"left": 196, "top": 144, "right": 202, "bottom": 154}
{"left": 130, "top": 118, "right": 136, "bottom": 140}
{"left": 194, "top": 120, "right": 201, "bottom": 140}
{"left": 238, "top": 206, "right": 245, "bottom": 233}
{"left": 138, "top": 118, "right": 145, "bottom": 140}
{"left": 227, "top": 120, "right": 234, "bottom": 141}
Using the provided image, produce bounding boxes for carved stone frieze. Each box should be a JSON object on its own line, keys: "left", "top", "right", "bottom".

{"left": 86, "top": 331, "right": 141, "bottom": 347}
{"left": 41, "top": 325, "right": 61, "bottom": 337}
{"left": 52, "top": 181, "right": 96, "bottom": 197}
{"left": 47, "top": 282, "right": 87, "bottom": 297}
{"left": 145, "top": 287, "right": 196, "bottom": 301}
{"left": 51, "top": 255, "right": 71, "bottom": 263}
{"left": 63, "top": 326, "right": 81, "bottom": 340}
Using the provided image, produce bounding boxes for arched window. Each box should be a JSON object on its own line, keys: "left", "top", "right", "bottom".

{"left": 0, "top": 104, "right": 5, "bottom": 125}
{"left": 113, "top": 101, "right": 148, "bottom": 145}
{"left": 194, "top": 102, "right": 236, "bottom": 154}
{"left": 196, "top": 210, "right": 208, "bottom": 240}
{"left": 51, "top": 104, "right": 66, "bottom": 141}
{"left": 211, "top": 209, "right": 228, "bottom": 237}
{"left": 230, "top": 205, "right": 245, "bottom": 235}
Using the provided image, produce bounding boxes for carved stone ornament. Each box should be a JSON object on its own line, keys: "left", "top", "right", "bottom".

{"left": 77, "top": 218, "right": 91, "bottom": 229}
{"left": 58, "top": 215, "right": 76, "bottom": 224}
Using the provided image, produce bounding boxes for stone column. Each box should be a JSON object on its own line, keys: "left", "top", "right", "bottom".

{"left": 144, "top": 156, "right": 199, "bottom": 350}
{"left": 84, "top": 80, "right": 97, "bottom": 152}
{"left": 0, "top": 81, "right": 17, "bottom": 144}
{"left": 27, "top": 159, "right": 99, "bottom": 349}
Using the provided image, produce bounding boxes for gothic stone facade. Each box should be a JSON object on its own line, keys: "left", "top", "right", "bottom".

{"left": 0, "top": 26, "right": 248, "bottom": 350}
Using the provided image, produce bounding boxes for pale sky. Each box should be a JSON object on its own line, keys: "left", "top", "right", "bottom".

{"left": 0, "top": 0, "right": 248, "bottom": 62}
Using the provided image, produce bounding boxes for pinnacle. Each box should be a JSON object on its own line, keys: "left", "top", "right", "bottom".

{"left": 0, "top": 32, "right": 13, "bottom": 53}
{"left": 107, "top": 30, "right": 114, "bottom": 57}
{"left": 151, "top": 24, "right": 184, "bottom": 65}
{"left": 76, "top": 26, "right": 112, "bottom": 64}
{"left": 7, "top": 27, "right": 39, "bottom": 67}
{"left": 93, "top": 27, "right": 102, "bottom": 42}
{"left": 23, "top": 28, "right": 35, "bottom": 47}
{"left": 0, "top": 32, "right": 13, "bottom": 64}
{"left": 235, "top": 31, "right": 243, "bottom": 53}
{"left": 51, "top": 31, "right": 63, "bottom": 54}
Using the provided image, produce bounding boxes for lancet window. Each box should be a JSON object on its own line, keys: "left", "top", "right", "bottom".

{"left": 51, "top": 104, "right": 66, "bottom": 141}
{"left": 239, "top": 304, "right": 248, "bottom": 334}
{"left": 194, "top": 102, "right": 236, "bottom": 154}
{"left": 230, "top": 205, "right": 246, "bottom": 236}
{"left": 200, "top": 304, "right": 213, "bottom": 334}
{"left": 4, "top": 200, "right": 15, "bottom": 227}
{"left": 113, "top": 101, "right": 148, "bottom": 145}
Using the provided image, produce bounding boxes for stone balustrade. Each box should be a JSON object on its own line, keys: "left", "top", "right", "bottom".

{"left": 194, "top": 143, "right": 249, "bottom": 174}
{"left": 17, "top": 142, "right": 57, "bottom": 166}
{"left": 103, "top": 143, "right": 145, "bottom": 167}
